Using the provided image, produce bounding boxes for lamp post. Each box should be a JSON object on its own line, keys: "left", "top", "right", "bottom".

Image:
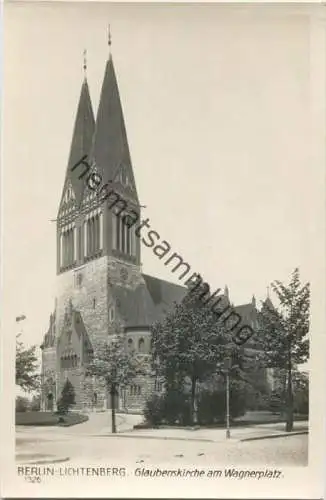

{"left": 224, "top": 356, "right": 232, "bottom": 439}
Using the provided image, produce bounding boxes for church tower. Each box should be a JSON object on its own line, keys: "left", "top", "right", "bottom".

{"left": 50, "top": 44, "right": 145, "bottom": 409}
{"left": 42, "top": 39, "right": 187, "bottom": 414}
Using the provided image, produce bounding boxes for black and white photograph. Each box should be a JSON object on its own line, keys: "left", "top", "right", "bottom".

{"left": 1, "top": 2, "right": 325, "bottom": 498}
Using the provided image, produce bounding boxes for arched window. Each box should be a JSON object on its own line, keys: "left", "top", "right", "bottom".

{"left": 120, "top": 166, "right": 127, "bottom": 185}
{"left": 128, "top": 338, "right": 133, "bottom": 351}
{"left": 112, "top": 209, "right": 136, "bottom": 256}
{"left": 129, "top": 384, "right": 141, "bottom": 396}
{"left": 138, "top": 338, "right": 145, "bottom": 353}
{"left": 86, "top": 214, "right": 101, "bottom": 257}
{"left": 61, "top": 226, "right": 75, "bottom": 268}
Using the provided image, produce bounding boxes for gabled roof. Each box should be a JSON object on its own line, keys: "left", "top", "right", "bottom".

{"left": 112, "top": 282, "right": 157, "bottom": 328}
{"left": 143, "top": 274, "right": 187, "bottom": 322}
{"left": 91, "top": 56, "right": 136, "bottom": 192}
{"left": 41, "top": 312, "right": 56, "bottom": 349}
{"left": 110, "top": 275, "right": 187, "bottom": 330}
{"left": 62, "top": 78, "right": 95, "bottom": 208}
{"left": 234, "top": 302, "right": 257, "bottom": 326}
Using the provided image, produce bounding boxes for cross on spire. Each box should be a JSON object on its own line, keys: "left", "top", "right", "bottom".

{"left": 108, "top": 24, "right": 112, "bottom": 55}
{"left": 83, "top": 49, "right": 87, "bottom": 77}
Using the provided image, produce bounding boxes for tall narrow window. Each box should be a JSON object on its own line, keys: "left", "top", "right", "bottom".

{"left": 138, "top": 338, "right": 145, "bottom": 353}
{"left": 88, "top": 219, "right": 91, "bottom": 255}
{"left": 99, "top": 213, "right": 103, "bottom": 250}
{"left": 131, "top": 226, "right": 136, "bottom": 256}
{"left": 95, "top": 214, "right": 100, "bottom": 251}
{"left": 71, "top": 228, "right": 74, "bottom": 262}
{"left": 87, "top": 219, "right": 92, "bottom": 255}
{"left": 112, "top": 213, "right": 117, "bottom": 249}
{"left": 116, "top": 213, "right": 121, "bottom": 250}
{"left": 94, "top": 215, "right": 98, "bottom": 252}
{"left": 121, "top": 215, "right": 125, "bottom": 252}
{"left": 60, "top": 233, "right": 63, "bottom": 267}
{"left": 73, "top": 227, "right": 77, "bottom": 262}
{"left": 78, "top": 227, "right": 82, "bottom": 261}
{"left": 84, "top": 221, "right": 87, "bottom": 257}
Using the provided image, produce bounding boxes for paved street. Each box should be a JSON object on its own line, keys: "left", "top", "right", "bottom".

{"left": 16, "top": 413, "right": 308, "bottom": 467}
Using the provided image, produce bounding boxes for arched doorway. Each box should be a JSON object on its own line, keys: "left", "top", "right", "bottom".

{"left": 46, "top": 392, "right": 54, "bottom": 411}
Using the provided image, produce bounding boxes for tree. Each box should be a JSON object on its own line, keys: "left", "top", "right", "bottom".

{"left": 151, "top": 284, "right": 243, "bottom": 425}
{"left": 258, "top": 268, "right": 310, "bottom": 432}
{"left": 57, "top": 379, "right": 76, "bottom": 414}
{"left": 85, "top": 334, "right": 143, "bottom": 433}
{"left": 16, "top": 334, "right": 39, "bottom": 392}
{"left": 292, "top": 370, "right": 309, "bottom": 415}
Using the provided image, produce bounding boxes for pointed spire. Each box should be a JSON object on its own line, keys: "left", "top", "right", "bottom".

{"left": 91, "top": 52, "right": 137, "bottom": 199}
{"left": 265, "top": 286, "right": 274, "bottom": 309}
{"left": 224, "top": 285, "right": 229, "bottom": 299}
{"left": 252, "top": 294, "right": 256, "bottom": 308}
{"left": 61, "top": 75, "right": 95, "bottom": 209}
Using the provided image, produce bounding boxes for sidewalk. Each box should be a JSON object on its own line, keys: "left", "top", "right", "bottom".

{"left": 97, "top": 421, "right": 308, "bottom": 443}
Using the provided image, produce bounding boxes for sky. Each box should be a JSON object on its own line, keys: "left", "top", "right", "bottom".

{"left": 3, "top": 2, "right": 325, "bottom": 372}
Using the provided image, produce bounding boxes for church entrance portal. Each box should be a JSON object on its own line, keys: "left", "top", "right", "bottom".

{"left": 46, "top": 392, "right": 54, "bottom": 411}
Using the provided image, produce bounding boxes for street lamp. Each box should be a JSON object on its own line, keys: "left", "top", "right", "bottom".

{"left": 224, "top": 356, "right": 232, "bottom": 439}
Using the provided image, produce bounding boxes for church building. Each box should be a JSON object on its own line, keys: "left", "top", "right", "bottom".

{"left": 40, "top": 43, "right": 265, "bottom": 413}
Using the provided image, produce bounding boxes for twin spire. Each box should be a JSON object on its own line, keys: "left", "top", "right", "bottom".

{"left": 62, "top": 27, "right": 137, "bottom": 210}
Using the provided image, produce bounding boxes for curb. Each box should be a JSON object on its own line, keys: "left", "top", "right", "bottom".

{"left": 94, "top": 433, "right": 214, "bottom": 443}
{"left": 240, "top": 430, "right": 308, "bottom": 442}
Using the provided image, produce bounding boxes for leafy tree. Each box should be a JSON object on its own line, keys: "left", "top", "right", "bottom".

{"left": 293, "top": 371, "right": 309, "bottom": 415}
{"left": 16, "top": 334, "right": 39, "bottom": 392}
{"left": 86, "top": 334, "right": 143, "bottom": 433}
{"left": 57, "top": 379, "right": 76, "bottom": 414}
{"left": 151, "top": 284, "right": 243, "bottom": 424}
{"left": 258, "top": 268, "right": 310, "bottom": 431}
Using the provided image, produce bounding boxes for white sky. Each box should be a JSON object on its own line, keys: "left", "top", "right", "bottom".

{"left": 3, "top": 3, "right": 325, "bottom": 372}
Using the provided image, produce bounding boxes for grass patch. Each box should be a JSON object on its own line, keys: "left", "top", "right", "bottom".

{"left": 16, "top": 411, "right": 89, "bottom": 427}
{"left": 135, "top": 413, "right": 308, "bottom": 430}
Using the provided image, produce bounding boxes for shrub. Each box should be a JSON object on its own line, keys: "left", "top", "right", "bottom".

{"left": 16, "top": 396, "right": 30, "bottom": 412}
{"left": 163, "top": 390, "right": 192, "bottom": 425}
{"left": 57, "top": 379, "right": 76, "bottom": 415}
{"left": 197, "top": 381, "right": 247, "bottom": 425}
{"left": 30, "top": 394, "right": 41, "bottom": 412}
{"left": 144, "top": 390, "right": 192, "bottom": 426}
{"left": 292, "top": 373, "right": 309, "bottom": 416}
{"left": 268, "top": 390, "right": 284, "bottom": 414}
{"left": 144, "top": 394, "right": 164, "bottom": 426}
{"left": 244, "top": 384, "right": 269, "bottom": 411}
{"left": 294, "top": 386, "right": 309, "bottom": 415}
